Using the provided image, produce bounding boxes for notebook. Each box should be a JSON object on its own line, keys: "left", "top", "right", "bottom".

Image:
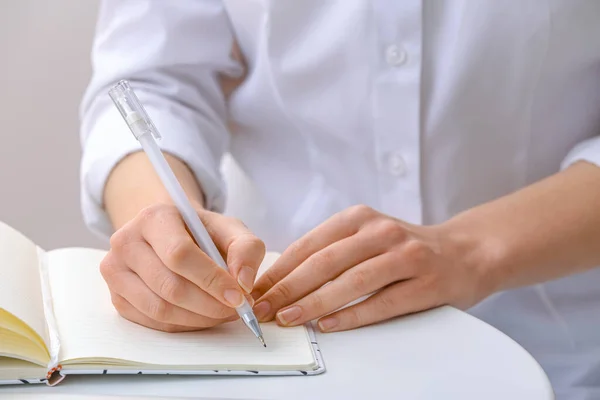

{"left": 0, "top": 221, "right": 325, "bottom": 386}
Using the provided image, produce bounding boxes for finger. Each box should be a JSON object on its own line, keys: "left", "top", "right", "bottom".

{"left": 119, "top": 239, "right": 236, "bottom": 320}
{"left": 252, "top": 205, "right": 374, "bottom": 299}
{"left": 274, "top": 252, "right": 412, "bottom": 327}
{"left": 110, "top": 292, "right": 200, "bottom": 333}
{"left": 103, "top": 257, "right": 233, "bottom": 328}
{"left": 316, "top": 277, "right": 442, "bottom": 333}
{"left": 136, "top": 206, "right": 247, "bottom": 309}
{"left": 253, "top": 230, "right": 387, "bottom": 322}
{"left": 198, "top": 210, "right": 265, "bottom": 294}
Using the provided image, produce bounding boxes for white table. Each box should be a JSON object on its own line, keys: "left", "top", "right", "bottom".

{"left": 2, "top": 306, "right": 553, "bottom": 399}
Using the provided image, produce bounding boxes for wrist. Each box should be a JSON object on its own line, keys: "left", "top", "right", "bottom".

{"left": 438, "top": 212, "right": 510, "bottom": 299}
{"left": 104, "top": 151, "right": 205, "bottom": 229}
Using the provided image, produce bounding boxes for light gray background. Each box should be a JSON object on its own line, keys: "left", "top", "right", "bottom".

{"left": 0, "top": 0, "right": 104, "bottom": 249}
{"left": 0, "top": 0, "right": 262, "bottom": 251}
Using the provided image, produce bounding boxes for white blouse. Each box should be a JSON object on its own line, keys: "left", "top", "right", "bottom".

{"left": 80, "top": 1, "right": 600, "bottom": 397}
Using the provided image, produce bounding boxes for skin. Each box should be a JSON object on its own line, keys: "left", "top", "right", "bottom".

{"left": 251, "top": 160, "right": 600, "bottom": 332}
{"left": 102, "top": 149, "right": 600, "bottom": 334}
{"left": 101, "top": 151, "right": 265, "bottom": 332}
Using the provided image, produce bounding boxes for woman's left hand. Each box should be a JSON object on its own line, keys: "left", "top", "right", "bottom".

{"left": 251, "top": 205, "right": 495, "bottom": 332}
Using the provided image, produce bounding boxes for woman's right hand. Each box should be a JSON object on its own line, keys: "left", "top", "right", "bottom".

{"left": 99, "top": 202, "right": 266, "bottom": 332}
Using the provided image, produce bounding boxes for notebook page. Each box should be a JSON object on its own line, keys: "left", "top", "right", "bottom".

{"left": 0, "top": 357, "right": 47, "bottom": 381}
{"left": 46, "top": 248, "right": 316, "bottom": 370}
{"left": 0, "top": 222, "right": 49, "bottom": 349}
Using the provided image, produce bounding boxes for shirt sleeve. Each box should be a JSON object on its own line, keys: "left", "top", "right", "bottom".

{"left": 561, "top": 136, "right": 600, "bottom": 171}
{"left": 79, "top": 0, "right": 243, "bottom": 239}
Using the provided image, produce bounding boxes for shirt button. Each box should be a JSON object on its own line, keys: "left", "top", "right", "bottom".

{"left": 387, "top": 152, "right": 407, "bottom": 176}
{"left": 385, "top": 44, "right": 407, "bottom": 66}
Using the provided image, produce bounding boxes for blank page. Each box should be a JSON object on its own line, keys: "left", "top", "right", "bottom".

{"left": 0, "top": 327, "right": 47, "bottom": 366}
{"left": 46, "top": 248, "right": 316, "bottom": 370}
{"left": 0, "top": 222, "right": 49, "bottom": 349}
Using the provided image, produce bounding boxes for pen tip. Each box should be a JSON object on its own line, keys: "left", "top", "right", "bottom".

{"left": 259, "top": 336, "right": 266, "bottom": 348}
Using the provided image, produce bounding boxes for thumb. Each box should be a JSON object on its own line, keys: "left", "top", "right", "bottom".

{"left": 197, "top": 209, "right": 266, "bottom": 294}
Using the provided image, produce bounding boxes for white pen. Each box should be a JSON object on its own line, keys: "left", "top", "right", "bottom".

{"left": 108, "top": 80, "right": 266, "bottom": 347}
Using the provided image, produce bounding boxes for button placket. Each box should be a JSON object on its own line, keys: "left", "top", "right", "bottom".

{"left": 371, "top": 0, "right": 424, "bottom": 225}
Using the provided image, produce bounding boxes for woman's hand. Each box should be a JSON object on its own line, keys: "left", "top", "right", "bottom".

{"left": 251, "top": 205, "right": 493, "bottom": 333}
{"left": 100, "top": 203, "right": 265, "bottom": 333}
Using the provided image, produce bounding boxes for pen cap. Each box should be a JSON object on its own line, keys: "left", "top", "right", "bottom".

{"left": 108, "top": 80, "right": 161, "bottom": 140}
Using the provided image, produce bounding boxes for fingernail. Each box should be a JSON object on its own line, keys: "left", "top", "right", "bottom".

{"left": 223, "top": 289, "right": 245, "bottom": 308}
{"left": 237, "top": 266, "right": 255, "bottom": 294}
{"left": 318, "top": 317, "right": 338, "bottom": 332}
{"left": 276, "top": 306, "right": 302, "bottom": 326}
{"left": 253, "top": 301, "right": 271, "bottom": 321}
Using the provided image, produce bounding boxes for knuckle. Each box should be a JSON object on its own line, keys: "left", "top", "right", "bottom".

{"left": 309, "top": 250, "right": 335, "bottom": 270}
{"left": 287, "top": 239, "right": 307, "bottom": 260}
{"left": 201, "top": 268, "right": 222, "bottom": 292}
{"left": 138, "top": 203, "right": 169, "bottom": 221}
{"left": 373, "top": 219, "right": 406, "bottom": 241}
{"left": 109, "top": 228, "right": 131, "bottom": 250}
{"left": 346, "top": 308, "right": 364, "bottom": 328}
{"left": 158, "top": 275, "right": 185, "bottom": 304}
{"left": 231, "top": 233, "right": 266, "bottom": 256}
{"left": 247, "top": 235, "right": 267, "bottom": 255}
{"left": 147, "top": 298, "right": 170, "bottom": 322}
{"left": 377, "top": 294, "right": 397, "bottom": 311}
{"left": 259, "top": 272, "right": 279, "bottom": 293}
{"left": 164, "top": 238, "right": 195, "bottom": 267}
{"left": 99, "top": 255, "right": 118, "bottom": 282}
{"left": 309, "top": 292, "right": 325, "bottom": 312}
{"left": 349, "top": 269, "right": 370, "bottom": 291}
{"left": 272, "top": 282, "right": 293, "bottom": 301}
{"left": 401, "top": 240, "right": 431, "bottom": 264}
{"left": 346, "top": 204, "right": 374, "bottom": 221}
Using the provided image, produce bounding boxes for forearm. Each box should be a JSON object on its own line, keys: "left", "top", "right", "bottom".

{"left": 104, "top": 151, "right": 205, "bottom": 229}
{"left": 444, "top": 161, "right": 600, "bottom": 292}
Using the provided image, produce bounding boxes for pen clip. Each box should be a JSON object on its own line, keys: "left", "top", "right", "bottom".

{"left": 108, "top": 80, "right": 161, "bottom": 140}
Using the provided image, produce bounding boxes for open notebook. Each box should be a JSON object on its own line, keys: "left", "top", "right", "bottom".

{"left": 0, "top": 222, "right": 324, "bottom": 386}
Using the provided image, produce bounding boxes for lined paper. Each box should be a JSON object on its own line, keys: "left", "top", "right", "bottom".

{"left": 46, "top": 248, "right": 316, "bottom": 370}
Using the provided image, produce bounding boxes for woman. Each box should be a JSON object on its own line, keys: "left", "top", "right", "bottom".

{"left": 80, "top": 1, "right": 600, "bottom": 398}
